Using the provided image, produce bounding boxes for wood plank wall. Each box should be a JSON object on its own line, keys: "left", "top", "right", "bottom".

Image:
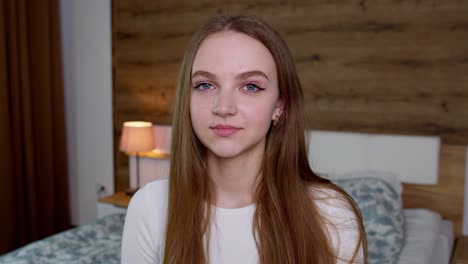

{"left": 112, "top": 0, "right": 468, "bottom": 191}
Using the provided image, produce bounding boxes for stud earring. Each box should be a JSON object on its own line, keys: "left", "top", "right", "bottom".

{"left": 273, "top": 114, "right": 281, "bottom": 126}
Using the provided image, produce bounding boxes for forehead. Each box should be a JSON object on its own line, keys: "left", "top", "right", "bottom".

{"left": 192, "top": 31, "right": 277, "bottom": 76}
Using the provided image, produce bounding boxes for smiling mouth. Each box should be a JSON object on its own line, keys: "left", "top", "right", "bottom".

{"left": 210, "top": 125, "right": 241, "bottom": 137}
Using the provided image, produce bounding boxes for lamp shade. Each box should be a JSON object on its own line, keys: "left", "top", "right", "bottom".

{"left": 120, "top": 121, "right": 155, "bottom": 152}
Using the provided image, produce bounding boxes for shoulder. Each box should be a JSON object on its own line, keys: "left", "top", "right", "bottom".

{"left": 311, "top": 186, "right": 365, "bottom": 263}
{"left": 125, "top": 177, "right": 169, "bottom": 227}
{"left": 312, "top": 187, "right": 358, "bottom": 225}
{"left": 121, "top": 177, "right": 169, "bottom": 263}
{"left": 129, "top": 177, "right": 169, "bottom": 211}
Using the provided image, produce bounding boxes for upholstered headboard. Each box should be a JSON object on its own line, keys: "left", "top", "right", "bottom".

{"left": 306, "top": 130, "right": 466, "bottom": 237}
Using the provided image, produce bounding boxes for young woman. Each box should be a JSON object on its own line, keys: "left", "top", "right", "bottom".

{"left": 121, "top": 14, "right": 367, "bottom": 264}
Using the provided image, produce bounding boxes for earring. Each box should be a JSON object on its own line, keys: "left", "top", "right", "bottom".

{"left": 273, "top": 114, "right": 280, "bottom": 126}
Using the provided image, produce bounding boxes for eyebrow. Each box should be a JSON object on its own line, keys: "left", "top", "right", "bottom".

{"left": 238, "top": 70, "right": 269, "bottom": 80}
{"left": 191, "top": 70, "right": 216, "bottom": 80}
{"left": 191, "top": 70, "right": 269, "bottom": 80}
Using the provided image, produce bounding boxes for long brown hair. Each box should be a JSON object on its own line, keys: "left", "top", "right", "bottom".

{"left": 164, "top": 14, "right": 367, "bottom": 264}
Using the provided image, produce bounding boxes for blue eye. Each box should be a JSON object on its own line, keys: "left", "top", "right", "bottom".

{"left": 244, "top": 83, "right": 262, "bottom": 92}
{"left": 194, "top": 83, "right": 213, "bottom": 90}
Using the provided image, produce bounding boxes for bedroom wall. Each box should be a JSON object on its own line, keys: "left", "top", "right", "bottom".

{"left": 61, "top": 0, "right": 114, "bottom": 225}
{"left": 112, "top": 0, "right": 468, "bottom": 192}
{"left": 58, "top": 0, "right": 468, "bottom": 230}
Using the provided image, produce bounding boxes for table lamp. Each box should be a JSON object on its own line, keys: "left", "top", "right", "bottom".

{"left": 120, "top": 121, "right": 154, "bottom": 195}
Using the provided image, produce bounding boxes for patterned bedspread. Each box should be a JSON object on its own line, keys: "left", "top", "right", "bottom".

{"left": 0, "top": 213, "right": 125, "bottom": 264}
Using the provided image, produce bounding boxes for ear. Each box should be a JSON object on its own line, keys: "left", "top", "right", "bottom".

{"left": 272, "top": 98, "right": 285, "bottom": 119}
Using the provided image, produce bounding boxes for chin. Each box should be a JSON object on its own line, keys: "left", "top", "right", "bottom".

{"left": 207, "top": 142, "right": 264, "bottom": 160}
{"left": 208, "top": 148, "right": 243, "bottom": 159}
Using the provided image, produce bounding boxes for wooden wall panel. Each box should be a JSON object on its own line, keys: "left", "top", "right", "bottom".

{"left": 112, "top": 0, "right": 468, "bottom": 191}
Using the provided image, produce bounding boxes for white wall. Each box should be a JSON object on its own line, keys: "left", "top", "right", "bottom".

{"left": 60, "top": 0, "right": 114, "bottom": 225}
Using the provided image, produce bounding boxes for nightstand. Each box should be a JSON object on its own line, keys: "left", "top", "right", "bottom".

{"left": 97, "top": 192, "right": 131, "bottom": 218}
{"left": 452, "top": 236, "right": 468, "bottom": 264}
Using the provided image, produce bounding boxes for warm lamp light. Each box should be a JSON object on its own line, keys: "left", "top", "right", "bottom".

{"left": 120, "top": 121, "right": 154, "bottom": 153}
{"left": 120, "top": 121, "right": 154, "bottom": 195}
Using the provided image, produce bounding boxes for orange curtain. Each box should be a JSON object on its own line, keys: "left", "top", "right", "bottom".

{"left": 0, "top": 0, "right": 71, "bottom": 254}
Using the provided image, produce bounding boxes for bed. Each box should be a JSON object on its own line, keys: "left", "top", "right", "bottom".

{"left": 0, "top": 131, "right": 465, "bottom": 263}
{"left": 309, "top": 130, "right": 465, "bottom": 264}
{"left": 0, "top": 214, "right": 124, "bottom": 264}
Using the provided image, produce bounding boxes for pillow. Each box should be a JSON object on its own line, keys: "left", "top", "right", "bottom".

{"left": 322, "top": 170, "right": 402, "bottom": 195}
{"left": 328, "top": 171, "right": 405, "bottom": 264}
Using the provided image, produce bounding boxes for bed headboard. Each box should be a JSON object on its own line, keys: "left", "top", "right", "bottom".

{"left": 402, "top": 144, "right": 466, "bottom": 237}
{"left": 307, "top": 130, "right": 466, "bottom": 237}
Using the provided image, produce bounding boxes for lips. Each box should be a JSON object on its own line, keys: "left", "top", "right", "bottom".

{"left": 210, "top": 124, "right": 241, "bottom": 137}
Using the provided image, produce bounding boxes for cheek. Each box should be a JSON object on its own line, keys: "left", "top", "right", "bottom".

{"left": 190, "top": 94, "right": 211, "bottom": 124}
{"left": 243, "top": 103, "right": 276, "bottom": 127}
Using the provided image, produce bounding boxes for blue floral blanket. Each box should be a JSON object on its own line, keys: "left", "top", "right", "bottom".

{"left": 0, "top": 213, "right": 125, "bottom": 264}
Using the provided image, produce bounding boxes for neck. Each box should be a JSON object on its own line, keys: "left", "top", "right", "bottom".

{"left": 207, "top": 149, "right": 263, "bottom": 209}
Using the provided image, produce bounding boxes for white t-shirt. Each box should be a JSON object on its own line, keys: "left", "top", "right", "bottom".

{"left": 121, "top": 178, "right": 364, "bottom": 263}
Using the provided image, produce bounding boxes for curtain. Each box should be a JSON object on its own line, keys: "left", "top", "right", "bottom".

{"left": 0, "top": 0, "right": 71, "bottom": 254}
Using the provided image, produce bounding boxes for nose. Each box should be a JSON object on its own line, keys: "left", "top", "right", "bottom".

{"left": 212, "top": 89, "right": 237, "bottom": 116}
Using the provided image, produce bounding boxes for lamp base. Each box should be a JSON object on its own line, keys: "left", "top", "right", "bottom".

{"left": 125, "top": 188, "right": 140, "bottom": 196}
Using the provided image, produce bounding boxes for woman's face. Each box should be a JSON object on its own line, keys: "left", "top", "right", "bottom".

{"left": 190, "top": 31, "right": 283, "bottom": 160}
